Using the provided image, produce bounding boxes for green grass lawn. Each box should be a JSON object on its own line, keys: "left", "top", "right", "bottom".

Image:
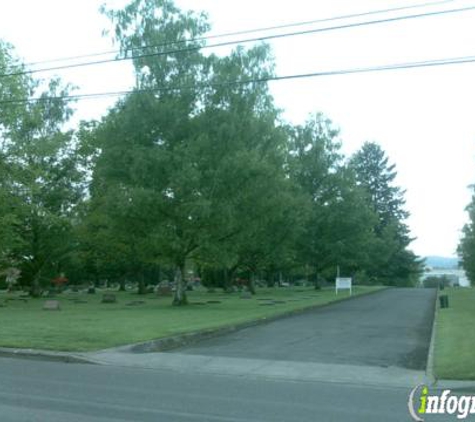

{"left": 0, "top": 286, "right": 381, "bottom": 352}
{"left": 434, "top": 287, "right": 475, "bottom": 380}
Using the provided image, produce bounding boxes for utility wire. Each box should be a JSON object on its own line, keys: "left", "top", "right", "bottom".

{"left": 2, "top": 54, "right": 475, "bottom": 105}
{"left": 2, "top": 3, "right": 473, "bottom": 79}
{"left": 25, "top": 0, "right": 456, "bottom": 67}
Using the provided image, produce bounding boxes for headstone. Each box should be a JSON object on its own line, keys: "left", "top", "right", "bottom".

{"left": 157, "top": 286, "right": 172, "bottom": 297}
{"left": 125, "top": 300, "right": 145, "bottom": 306}
{"left": 87, "top": 287, "right": 96, "bottom": 294}
{"left": 101, "top": 294, "right": 117, "bottom": 304}
{"left": 240, "top": 291, "right": 252, "bottom": 299}
{"left": 43, "top": 300, "right": 60, "bottom": 311}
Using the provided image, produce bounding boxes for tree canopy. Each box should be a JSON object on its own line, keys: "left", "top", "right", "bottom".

{"left": 458, "top": 187, "right": 475, "bottom": 283}
{"left": 0, "top": 0, "right": 422, "bottom": 301}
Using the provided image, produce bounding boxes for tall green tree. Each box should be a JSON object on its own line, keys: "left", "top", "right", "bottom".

{"left": 0, "top": 41, "right": 81, "bottom": 295}
{"left": 86, "top": 0, "right": 292, "bottom": 305}
{"left": 350, "top": 142, "right": 422, "bottom": 285}
{"left": 458, "top": 187, "right": 475, "bottom": 283}
{"left": 287, "top": 115, "right": 378, "bottom": 282}
{"left": 0, "top": 41, "right": 29, "bottom": 263}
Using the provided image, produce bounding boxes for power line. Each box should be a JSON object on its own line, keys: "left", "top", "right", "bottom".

{"left": 25, "top": 0, "right": 456, "bottom": 68}
{"left": 2, "top": 54, "right": 475, "bottom": 105}
{"left": 2, "top": 3, "right": 473, "bottom": 79}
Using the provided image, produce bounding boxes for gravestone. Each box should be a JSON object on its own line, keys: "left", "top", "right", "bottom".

{"left": 43, "top": 300, "right": 60, "bottom": 311}
{"left": 101, "top": 294, "right": 117, "bottom": 304}
{"left": 240, "top": 291, "right": 252, "bottom": 299}
{"left": 157, "top": 286, "right": 172, "bottom": 297}
{"left": 125, "top": 300, "right": 145, "bottom": 306}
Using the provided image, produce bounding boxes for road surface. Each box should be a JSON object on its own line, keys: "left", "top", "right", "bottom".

{"left": 174, "top": 288, "right": 436, "bottom": 370}
{"left": 0, "top": 357, "right": 453, "bottom": 421}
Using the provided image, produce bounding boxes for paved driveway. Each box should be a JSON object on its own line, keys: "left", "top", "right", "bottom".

{"left": 172, "top": 288, "right": 436, "bottom": 370}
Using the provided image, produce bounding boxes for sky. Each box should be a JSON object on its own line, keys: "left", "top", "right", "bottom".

{"left": 1, "top": 0, "right": 474, "bottom": 258}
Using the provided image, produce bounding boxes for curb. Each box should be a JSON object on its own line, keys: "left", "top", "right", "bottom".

{"left": 0, "top": 347, "right": 96, "bottom": 365}
{"left": 104, "top": 287, "right": 389, "bottom": 354}
{"left": 426, "top": 288, "right": 439, "bottom": 385}
{"left": 434, "top": 380, "right": 475, "bottom": 392}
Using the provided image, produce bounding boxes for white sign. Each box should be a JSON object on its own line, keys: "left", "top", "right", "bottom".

{"left": 335, "top": 277, "right": 352, "bottom": 295}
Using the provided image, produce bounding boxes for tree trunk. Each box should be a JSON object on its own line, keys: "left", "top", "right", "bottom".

{"left": 118, "top": 277, "right": 126, "bottom": 292}
{"left": 223, "top": 268, "right": 232, "bottom": 293}
{"left": 137, "top": 271, "right": 147, "bottom": 295}
{"left": 172, "top": 264, "right": 188, "bottom": 306}
{"left": 314, "top": 269, "right": 321, "bottom": 290}
{"left": 224, "top": 265, "right": 238, "bottom": 293}
{"left": 248, "top": 273, "right": 256, "bottom": 295}
{"left": 29, "top": 276, "right": 42, "bottom": 298}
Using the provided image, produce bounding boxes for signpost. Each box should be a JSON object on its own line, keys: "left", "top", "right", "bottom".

{"left": 335, "top": 277, "right": 352, "bottom": 295}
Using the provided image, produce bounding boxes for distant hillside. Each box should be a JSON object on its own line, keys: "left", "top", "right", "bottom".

{"left": 424, "top": 256, "right": 459, "bottom": 269}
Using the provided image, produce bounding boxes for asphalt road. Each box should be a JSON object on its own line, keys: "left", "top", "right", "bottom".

{"left": 0, "top": 357, "right": 452, "bottom": 422}
{"left": 173, "top": 288, "right": 437, "bottom": 370}
{"left": 0, "top": 288, "right": 447, "bottom": 421}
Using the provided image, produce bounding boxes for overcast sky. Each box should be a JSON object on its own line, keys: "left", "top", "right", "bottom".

{"left": 1, "top": 0, "right": 474, "bottom": 258}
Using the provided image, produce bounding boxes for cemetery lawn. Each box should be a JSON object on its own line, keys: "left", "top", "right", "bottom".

{"left": 434, "top": 287, "right": 475, "bottom": 380}
{"left": 0, "top": 286, "right": 382, "bottom": 352}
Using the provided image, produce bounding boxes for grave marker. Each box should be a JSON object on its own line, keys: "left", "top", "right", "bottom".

{"left": 43, "top": 300, "right": 60, "bottom": 311}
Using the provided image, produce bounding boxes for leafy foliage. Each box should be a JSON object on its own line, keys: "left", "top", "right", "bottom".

{"left": 458, "top": 188, "right": 475, "bottom": 283}
{"left": 0, "top": 0, "right": 422, "bottom": 299}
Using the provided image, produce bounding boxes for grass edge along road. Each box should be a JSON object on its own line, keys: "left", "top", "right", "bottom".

{"left": 0, "top": 286, "right": 382, "bottom": 352}
{"left": 434, "top": 287, "right": 475, "bottom": 381}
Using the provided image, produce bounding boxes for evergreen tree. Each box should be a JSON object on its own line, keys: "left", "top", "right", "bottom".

{"left": 350, "top": 142, "right": 422, "bottom": 286}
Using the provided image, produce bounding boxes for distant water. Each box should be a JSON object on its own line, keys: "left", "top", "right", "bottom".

{"left": 421, "top": 269, "right": 470, "bottom": 287}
